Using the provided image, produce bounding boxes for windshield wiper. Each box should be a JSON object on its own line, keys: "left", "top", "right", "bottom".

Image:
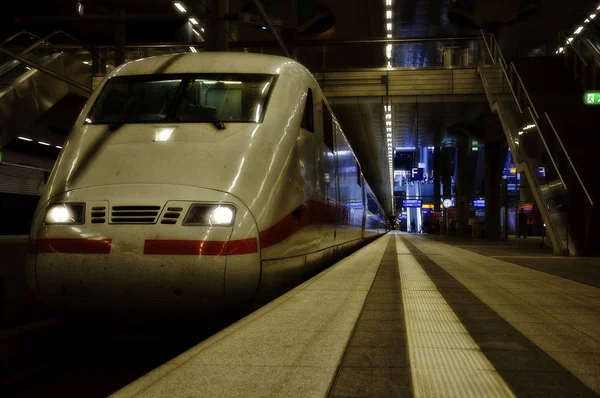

{"left": 195, "top": 105, "right": 225, "bottom": 130}
{"left": 108, "top": 97, "right": 138, "bottom": 131}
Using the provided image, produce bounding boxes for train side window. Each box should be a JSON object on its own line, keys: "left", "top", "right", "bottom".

{"left": 301, "top": 89, "right": 314, "bottom": 133}
{"left": 323, "top": 101, "right": 334, "bottom": 151}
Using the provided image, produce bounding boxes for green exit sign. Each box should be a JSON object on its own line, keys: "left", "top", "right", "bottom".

{"left": 585, "top": 92, "right": 600, "bottom": 105}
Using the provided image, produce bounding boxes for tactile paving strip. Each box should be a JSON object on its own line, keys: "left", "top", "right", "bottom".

{"left": 401, "top": 235, "right": 598, "bottom": 398}
{"left": 329, "top": 235, "right": 412, "bottom": 397}
{"left": 396, "top": 235, "right": 516, "bottom": 398}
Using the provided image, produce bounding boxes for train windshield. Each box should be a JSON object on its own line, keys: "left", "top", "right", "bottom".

{"left": 85, "top": 74, "right": 276, "bottom": 125}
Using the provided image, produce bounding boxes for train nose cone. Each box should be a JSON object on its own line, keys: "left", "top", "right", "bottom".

{"left": 27, "top": 184, "right": 260, "bottom": 314}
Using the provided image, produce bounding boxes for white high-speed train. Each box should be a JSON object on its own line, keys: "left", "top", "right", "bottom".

{"left": 26, "top": 52, "right": 388, "bottom": 316}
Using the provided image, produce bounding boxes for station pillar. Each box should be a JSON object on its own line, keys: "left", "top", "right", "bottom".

{"left": 204, "top": 0, "right": 230, "bottom": 51}
{"left": 484, "top": 142, "right": 503, "bottom": 240}
{"left": 456, "top": 135, "right": 470, "bottom": 236}
{"left": 441, "top": 146, "right": 452, "bottom": 199}
{"left": 433, "top": 145, "right": 441, "bottom": 212}
{"left": 115, "top": 9, "right": 126, "bottom": 66}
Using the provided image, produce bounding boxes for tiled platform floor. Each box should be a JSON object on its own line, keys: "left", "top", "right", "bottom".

{"left": 114, "top": 233, "right": 600, "bottom": 397}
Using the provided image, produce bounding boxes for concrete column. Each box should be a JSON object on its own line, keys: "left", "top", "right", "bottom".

{"left": 115, "top": 9, "right": 126, "bottom": 66}
{"left": 484, "top": 142, "right": 503, "bottom": 240}
{"left": 441, "top": 147, "right": 452, "bottom": 198}
{"left": 456, "top": 135, "right": 470, "bottom": 236}
{"left": 204, "top": 0, "right": 229, "bottom": 51}
{"left": 91, "top": 48, "right": 107, "bottom": 75}
{"left": 433, "top": 146, "right": 441, "bottom": 211}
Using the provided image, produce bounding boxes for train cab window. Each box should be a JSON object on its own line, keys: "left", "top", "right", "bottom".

{"left": 323, "top": 101, "right": 334, "bottom": 151}
{"left": 86, "top": 74, "right": 276, "bottom": 125}
{"left": 301, "top": 89, "right": 314, "bottom": 133}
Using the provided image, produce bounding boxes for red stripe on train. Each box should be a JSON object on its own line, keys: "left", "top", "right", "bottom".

{"left": 144, "top": 238, "right": 258, "bottom": 255}
{"left": 33, "top": 238, "right": 112, "bottom": 254}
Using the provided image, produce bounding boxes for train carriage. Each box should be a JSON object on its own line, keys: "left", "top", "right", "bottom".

{"left": 26, "top": 52, "right": 388, "bottom": 316}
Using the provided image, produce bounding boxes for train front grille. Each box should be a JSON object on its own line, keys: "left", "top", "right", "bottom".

{"left": 110, "top": 205, "right": 161, "bottom": 224}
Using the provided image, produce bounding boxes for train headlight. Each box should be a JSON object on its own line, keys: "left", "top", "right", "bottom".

{"left": 44, "top": 203, "right": 85, "bottom": 225}
{"left": 183, "top": 204, "right": 236, "bottom": 227}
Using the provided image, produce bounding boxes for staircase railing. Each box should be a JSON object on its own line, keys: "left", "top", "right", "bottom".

{"left": 0, "top": 30, "right": 113, "bottom": 86}
{"left": 479, "top": 30, "right": 594, "bottom": 255}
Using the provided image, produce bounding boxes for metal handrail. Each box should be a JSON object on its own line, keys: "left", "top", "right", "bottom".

{"left": 0, "top": 31, "right": 42, "bottom": 47}
{"left": 49, "top": 35, "right": 483, "bottom": 51}
{"left": 510, "top": 63, "right": 539, "bottom": 118}
{"left": 544, "top": 112, "right": 594, "bottom": 207}
{"left": 527, "top": 107, "right": 567, "bottom": 191}
{"left": 559, "top": 31, "right": 589, "bottom": 67}
{"left": 0, "top": 47, "right": 92, "bottom": 95}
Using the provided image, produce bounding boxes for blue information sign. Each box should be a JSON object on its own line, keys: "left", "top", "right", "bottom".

{"left": 473, "top": 199, "right": 485, "bottom": 208}
{"left": 411, "top": 167, "right": 424, "bottom": 180}
{"left": 403, "top": 199, "right": 422, "bottom": 208}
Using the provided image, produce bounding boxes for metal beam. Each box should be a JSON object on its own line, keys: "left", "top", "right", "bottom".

{"left": 0, "top": 47, "right": 93, "bottom": 95}
{"left": 252, "top": 0, "right": 291, "bottom": 58}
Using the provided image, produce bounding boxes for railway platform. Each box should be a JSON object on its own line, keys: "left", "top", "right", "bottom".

{"left": 113, "top": 232, "right": 600, "bottom": 397}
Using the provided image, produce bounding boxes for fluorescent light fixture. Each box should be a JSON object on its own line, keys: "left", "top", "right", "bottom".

{"left": 387, "top": 34, "right": 392, "bottom": 38}
{"left": 518, "top": 131, "right": 524, "bottom": 135}
{"left": 189, "top": 17, "right": 198, "bottom": 25}
{"left": 18, "top": 136, "right": 33, "bottom": 141}
{"left": 189, "top": 46, "right": 197, "bottom": 52}
{"left": 567, "top": 37, "right": 574, "bottom": 43}
{"left": 386, "top": 0, "right": 392, "bottom": 5}
{"left": 557, "top": 47, "right": 564, "bottom": 53}
{"left": 154, "top": 127, "right": 175, "bottom": 142}
{"left": 38, "top": 141, "right": 50, "bottom": 146}
{"left": 56, "top": 145, "right": 62, "bottom": 149}
{"left": 221, "top": 81, "right": 242, "bottom": 84}
{"left": 387, "top": 61, "right": 392, "bottom": 69}
{"left": 387, "top": 23, "right": 392, "bottom": 31}
{"left": 387, "top": 133, "right": 392, "bottom": 138}
{"left": 85, "top": 118, "right": 92, "bottom": 123}
{"left": 83, "top": 61, "right": 90, "bottom": 65}
{"left": 386, "top": 44, "right": 392, "bottom": 58}
{"left": 261, "top": 26, "right": 268, "bottom": 30}
{"left": 174, "top": 2, "right": 187, "bottom": 13}
{"left": 201, "top": 28, "right": 205, "bottom": 32}
{"left": 386, "top": 10, "right": 392, "bottom": 19}
{"left": 574, "top": 26, "right": 584, "bottom": 34}
{"left": 387, "top": 127, "right": 392, "bottom": 132}
{"left": 192, "top": 28, "right": 201, "bottom": 36}
{"left": 386, "top": 114, "right": 391, "bottom": 119}
{"left": 591, "top": 14, "right": 596, "bottom": 19}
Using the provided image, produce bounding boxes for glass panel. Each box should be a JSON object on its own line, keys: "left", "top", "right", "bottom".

{"left": 87, "top": 74, "right": 276, "bottom": 124}
{"left": 88, "top": 77, "right": 181, "bottom": 123}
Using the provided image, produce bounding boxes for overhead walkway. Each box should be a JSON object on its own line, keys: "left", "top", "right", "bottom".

{"left": 477, "top": 29, "right": 599, "bottom": 256}
{"left": 113, "top": 233, "right": 600, "bottom": 397}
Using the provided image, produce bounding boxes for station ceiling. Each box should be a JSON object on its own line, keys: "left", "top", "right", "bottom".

{"left": 0, "top": 0, "right": 587, "bottom": 213}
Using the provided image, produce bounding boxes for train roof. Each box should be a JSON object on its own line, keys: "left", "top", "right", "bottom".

{"left": 111, "top": 52, "right": 303, "bottom": 77}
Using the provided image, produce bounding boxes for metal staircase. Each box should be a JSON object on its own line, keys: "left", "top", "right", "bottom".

{"left": 0, "top": 31, "right": 96, "bottom": 148}
{"left": 477, "top": 31, "right": 595, "bottom": 256}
